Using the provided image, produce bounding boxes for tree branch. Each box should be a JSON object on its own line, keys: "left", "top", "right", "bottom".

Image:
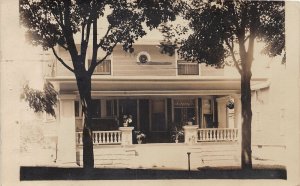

{"left": 97, "top": 25, "right": 112, "bottom": 48}
{"left": 225, "top": 39, "right": 242, "bottom": 75}
{"left": 51, "top": 47, "right": 75, "bottom": 73}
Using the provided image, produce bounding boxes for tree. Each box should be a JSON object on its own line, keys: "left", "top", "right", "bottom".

{"left": 20, "top": 0, "right": 179, "bottom": 169}
{"left": 162, "top": 1, "right": 285, "bottom": 169}
{"left": 21, "top": 81, "right": 58, "bottom": 117}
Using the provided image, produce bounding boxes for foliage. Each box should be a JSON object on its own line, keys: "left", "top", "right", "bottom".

{"left": 226, "top": 99, "right": 234, "bottom": 109}
{"left": 171, "top": 126, "right": 184, "bottom": 142}
{"left": 122, "top": 114, "right": 132, "bottom": 126}
{"left": 161, "top": 1, "right": 285, "bottom": 69}
{"left": 160, "top": 0, "right": 285, "bottom": 169}
{"left": 21, "top": 81, "right": 58, "bottom": 117}
{"left": 135, "top": 131, "right": 146, "bottom": 140}
{"left": 20, "top": 0, "right": 180, "bottom": 168}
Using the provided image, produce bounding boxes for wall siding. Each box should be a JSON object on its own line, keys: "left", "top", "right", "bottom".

{"left": 112, "top": 45, "right": 176, "bottom": 76}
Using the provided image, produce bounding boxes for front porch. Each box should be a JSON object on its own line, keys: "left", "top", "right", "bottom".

{"left": 75, "top": 127, "right": 239, "bottom": 170}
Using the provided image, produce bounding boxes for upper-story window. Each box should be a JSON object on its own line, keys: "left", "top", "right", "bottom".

{"left": 177, "top": 60, "right": 199, "bottom": 75}
{"left": 88, "top": 59, "right": 111, "bottom": 75}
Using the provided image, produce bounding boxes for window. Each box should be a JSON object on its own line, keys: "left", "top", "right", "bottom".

{"left": 177, "top": 60, "right": 199, "bottom": 75}
{"left": 173, "top": 99, "right": 195, "bottom": 124}
{"left": 106, "top": 100, "right": 118, "bottom": 117}
{"left": 88, "top": 59, "right": 111, "bottom": 75}
{"left": 91, "top": 99, "right": 101, "bottom": 118}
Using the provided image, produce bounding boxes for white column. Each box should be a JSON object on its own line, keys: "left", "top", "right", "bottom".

{"left": 216, "top": 97, "right": 228, "bottom": 128}
{"left": 119, "top": 127, "right": 134, "bottom": 146}
{"left": 183, "top": 125, "right": 198, "bottom": 144}
{"left": 232, "top": 94, "right": 242, "bottom": 143}
{"left": 195, "top": 98, "right": 199, "bottom": 126}
{"left": 57, "top": 94, "right": 76, "bottom": 165}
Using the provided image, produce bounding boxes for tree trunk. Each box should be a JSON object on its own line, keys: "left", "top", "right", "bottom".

{"left": 76, "top": 73, "right": 94, "bottom": 169}
{"left": 241, "top": 69, "right": 253, "bottom": 169}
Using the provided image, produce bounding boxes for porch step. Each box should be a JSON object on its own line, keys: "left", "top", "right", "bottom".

{"left": 77, "top": 146, "right": 137, "bottom": 168}
{"left": 187, "top": 143, "right": 240, "bottom": 168}
{"left": 76, "top": 143, "right": 241, "bottom": 169}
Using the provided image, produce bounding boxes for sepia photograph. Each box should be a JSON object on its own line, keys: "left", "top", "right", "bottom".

{"left": 0, "top": 0, "right": 300, "bottom": 185}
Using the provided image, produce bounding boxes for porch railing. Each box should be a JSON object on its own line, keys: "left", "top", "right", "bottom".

{"left": 197, "top": 128, "right": 238, "bottom": 142}
{"left": 76, "top": 131, "right": 122, "bottom": 145}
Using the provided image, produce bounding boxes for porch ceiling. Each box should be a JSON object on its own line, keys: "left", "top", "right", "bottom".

{"left": 47, "top": 76, "right": 268, "bottom": 96}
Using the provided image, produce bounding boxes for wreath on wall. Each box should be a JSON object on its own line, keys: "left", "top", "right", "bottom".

{"left": 136, "top": 51, "right": 151, "bottom": 64}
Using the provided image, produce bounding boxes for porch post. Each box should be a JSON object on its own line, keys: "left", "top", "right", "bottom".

{"left": 57, "top": 94, "right": 76, "bottom": 165}
{"left": 183, "top": 125, "right": 198, "bottom": 144}
{"left": 216, "top": 97, "right": 228, "bottom": 128}
{"left": 119, "top": 127, "right": 134, "bottom": 145}
{"left": 195, "top": 98, "right": 199, "bottom": 126}
{"left": 233, "top": 94, "right": 242, "bottom": 142}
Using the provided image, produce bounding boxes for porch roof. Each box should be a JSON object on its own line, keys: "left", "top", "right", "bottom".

{"left": 47, "top": 76, "right": 269, "bottom": 96}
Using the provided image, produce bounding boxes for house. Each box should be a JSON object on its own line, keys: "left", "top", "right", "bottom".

{"left": 19, "top": 36, "right": 282, "bottom": 169}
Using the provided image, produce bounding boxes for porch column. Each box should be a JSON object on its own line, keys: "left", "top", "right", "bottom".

{"left": 216, "top": 97, "right": 228, "bottom": 128}
{"left": 195, "top": 98, "right": 199, "bottom": 126}
{"left": 183, "top": 125, "right": 198, "bottom": 144}
{"left": 119, "top": 127, "right": 134, "bottom": 145}
{"left": 232, "top": 94, "right": 241, "bottom": 143}
{"left": 57, "top": 94, "right": 76, "bottom": 165}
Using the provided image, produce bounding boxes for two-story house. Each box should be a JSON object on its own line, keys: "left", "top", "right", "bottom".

{"left": 39, "top": 36, "right": 285, "bottom": 169}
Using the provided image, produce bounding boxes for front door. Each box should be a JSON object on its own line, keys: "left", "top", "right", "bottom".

{"left": 119, "top": 99, "right": 137, "bottom": 128}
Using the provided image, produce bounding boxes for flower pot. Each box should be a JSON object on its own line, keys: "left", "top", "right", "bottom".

{"left": 187, "top": 121, "right": 193, "bottom": 125}
{"left": 137, "top": 139, "right": 142, "bottom": 144}
{"left": 123, "top": 122, "right": 128, "bottom": 127}
{"left": 175, "top": 139, "right": 179, "bottom": 143}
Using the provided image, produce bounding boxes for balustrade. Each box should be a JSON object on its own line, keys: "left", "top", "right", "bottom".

{"left": 76, "top": 131, "right": 122, "bottom": 145}
{"left": 197, "top": 128, "right": 238, "bottom": 142}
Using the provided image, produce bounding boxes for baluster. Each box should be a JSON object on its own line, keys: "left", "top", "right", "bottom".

{"left": 207, "top": 130, "right": 209, "bottom": 141}
{"left": 227, "top": 129, "right": 230, "bottom": 140}
{"left": 230, "top": 129, "right": 233, "bottom": 140}
{"left": 217, "top": 130, "right": 220, "bottom": 141}
{"left": 109, "top": 132, "right": 112, "bottom": 143}
{"left": 220, "top": 130, "right": 222, "bottom": 141}
{"left": 116, "top": 132, "right": 119, "bottom": 143}
{"left": 97, "top": 132, "right": 100, "bottom": 144}
{"left": 199, "top": 130, "right": 202, "bottom": 141}
{"left": 226, "top": 129, "right": 229, "bottom": 141}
